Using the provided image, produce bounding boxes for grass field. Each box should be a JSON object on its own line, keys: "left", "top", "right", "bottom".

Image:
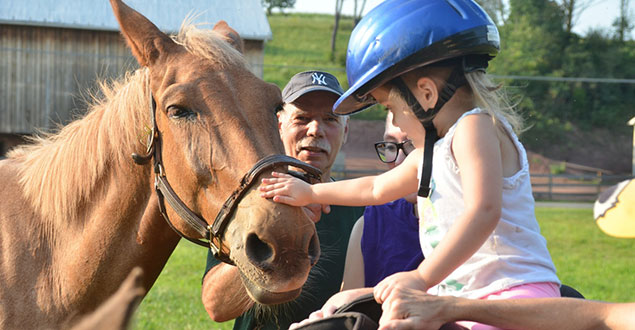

{"left": 131, "top": 207, "right": 635, "bottom": 329}
{"left": 536, "top": 208, "right": 635, "bottom": 303}
{"left": 262, "top": 13, "right": 351, "bottom": 88}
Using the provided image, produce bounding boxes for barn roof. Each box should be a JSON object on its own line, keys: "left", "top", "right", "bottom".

{"left": 0, "top": 0, "right": 272, "bottom": 40}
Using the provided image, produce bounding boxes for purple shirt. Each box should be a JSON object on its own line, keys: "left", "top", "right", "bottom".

{"left": 361, "top": 198, "right": 424, "bottom": 287}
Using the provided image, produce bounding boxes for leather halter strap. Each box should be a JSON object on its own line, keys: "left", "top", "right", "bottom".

{"left": 132, "top": 71, "right": 322, "bottom": 264}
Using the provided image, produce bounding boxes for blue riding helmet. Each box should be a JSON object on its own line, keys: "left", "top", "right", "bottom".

{"left": 333, "top": 0, "right": 500, "bottom": 115}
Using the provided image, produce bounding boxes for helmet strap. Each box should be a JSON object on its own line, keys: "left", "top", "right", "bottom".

{"left": 390, "top": 64, "right": 467, "bottom": 198}
{"left": 418, "top": 121, "right": 437, "bottom": 197}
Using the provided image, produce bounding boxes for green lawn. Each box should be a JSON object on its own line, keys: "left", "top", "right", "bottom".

{"left": 536, "top": 208, "right": 635, "bottom": 303}
{"left": 131, "top": 242, "right": 230, "bottom": 330}
{"left": 131, "top": 207, "right": 635, "bottom": 329}
{"left": 263, "top": 13, "right": 351, "bottom": 89}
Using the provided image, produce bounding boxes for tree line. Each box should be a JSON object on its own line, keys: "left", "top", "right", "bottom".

{"left": 263, "top": 0, "right": 634, "bottom": 171}
{"left": 481, "top": 0, "right": 634, "bottom": 152}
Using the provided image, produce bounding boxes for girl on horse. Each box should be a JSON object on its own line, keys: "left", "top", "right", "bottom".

{"left": 260, "top": 1, "right": 560, "bottom": 328}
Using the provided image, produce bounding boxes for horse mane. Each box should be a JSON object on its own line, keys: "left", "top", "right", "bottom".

{"left": 7, "top": 23, "right": 245, "bottom": 226}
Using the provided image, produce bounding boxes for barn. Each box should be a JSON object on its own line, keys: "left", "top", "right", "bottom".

{"left": 0, "top": 0, "right": 271, "bottom": 155}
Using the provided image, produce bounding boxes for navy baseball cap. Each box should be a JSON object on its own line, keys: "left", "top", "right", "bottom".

{"left": 282, "top": 71, "right": 345, "bottom": 104}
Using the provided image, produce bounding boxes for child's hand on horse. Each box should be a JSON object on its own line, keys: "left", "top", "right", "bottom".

{"left": 260, "top": 171, "right": 315, "bottom": 206}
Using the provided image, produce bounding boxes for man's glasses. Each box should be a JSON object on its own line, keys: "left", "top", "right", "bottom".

{"left": 374, "top": 140, "right": 415, "bottom": 163}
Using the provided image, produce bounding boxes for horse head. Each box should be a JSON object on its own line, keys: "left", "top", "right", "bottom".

{"left": 110, "top": 0, "right": 320, "bottom": 304}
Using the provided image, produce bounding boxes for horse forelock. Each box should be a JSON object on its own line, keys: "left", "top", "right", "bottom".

{"left": 7, "top": 70, "right": 151, "bottom": 228}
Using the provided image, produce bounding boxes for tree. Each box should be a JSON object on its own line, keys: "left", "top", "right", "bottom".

{"left": 492, "top": 0, "right": 635, "bottom": 170}
{"left": 494, "top": 0, "right": 569, "bottom": 145}
{"left": 558, "top": 0, "right": 601, "bottom": 34}
{"left": 497, "top": 0, "right": 567, "bottom": 74}
{"left": 353, "top": 0, "right": 368, "bottom": 26}
{"left": 476, "top": 0, "right": 508, "bottom": 25}
{"left": 262, "top": 0, "right": 296, "bottom": 15}
{"left": 330, "top": 0, "right": 345, "bottom": 59}
{"left": 613, "top": 0, "right": 633, "bottom": 42}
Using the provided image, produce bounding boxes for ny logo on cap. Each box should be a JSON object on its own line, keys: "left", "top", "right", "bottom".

{"left": 311, "top": 72, "right": 327, "bottom": 85}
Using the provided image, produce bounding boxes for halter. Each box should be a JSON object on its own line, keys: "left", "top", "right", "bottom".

{"left": 132, "top": 72, "right": 322, "bottom": 264}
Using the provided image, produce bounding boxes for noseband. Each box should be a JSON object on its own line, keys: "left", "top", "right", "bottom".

{"left": 132, "top": 75, "right": 321, "bottom": 264}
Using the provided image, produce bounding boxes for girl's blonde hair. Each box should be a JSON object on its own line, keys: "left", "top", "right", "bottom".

{"left": 465, "top": 70, "right": 524, "bottom": 134}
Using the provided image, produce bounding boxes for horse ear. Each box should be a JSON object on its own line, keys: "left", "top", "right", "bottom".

{"left": 213, "top": 21, "right": 244, "bottom": 53}
{"left": 109, "top": 0, "right": 177, "bottom": 66}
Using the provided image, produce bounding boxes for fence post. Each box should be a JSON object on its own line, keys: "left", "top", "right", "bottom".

{"left": 548, "top": 172, "right": 553, "bottom": 200}
{"left": 628, "top": 116, "right": 635, "bottom": 176}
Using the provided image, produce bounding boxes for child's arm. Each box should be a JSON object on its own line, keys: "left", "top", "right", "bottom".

{"left": 260, "top": 148, "right": 422, "bottom": 207}
{"left": 417, "top": 114, "right": 503, "bottom": 288}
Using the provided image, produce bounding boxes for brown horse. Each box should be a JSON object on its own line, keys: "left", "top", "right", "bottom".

{"left": 0, "top": 0, "right": 320, "bottom": 327}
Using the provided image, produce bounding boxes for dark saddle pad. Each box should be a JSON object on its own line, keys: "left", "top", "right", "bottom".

{"left": 291, "top": 293, "right": 379, "bottom": 330}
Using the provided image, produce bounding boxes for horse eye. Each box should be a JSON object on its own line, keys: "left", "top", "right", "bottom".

{"left": 167, "top": 105, "right": 194, "bottom": 119}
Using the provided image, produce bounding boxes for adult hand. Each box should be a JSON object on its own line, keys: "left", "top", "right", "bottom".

{"left": 302, "top": 204, "right": 321, "bottom": 223}
{"left": 377, "top": 288, "right": 451, "bottom": 330}
{"left": 260, "top": 172, "right": 314, "bottom": 206}
{"left": 302, "top": 203, "right": 331, "bottom": 223}
{"left": 288, "top": 288, "right": 374, "bottom": 329}
{"left": 288, "top": 308, "right": 335, "bottom": 330}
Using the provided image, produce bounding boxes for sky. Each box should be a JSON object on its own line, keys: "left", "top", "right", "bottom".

{"left": 287, "top": 0, "right": 634, "bottom": 39}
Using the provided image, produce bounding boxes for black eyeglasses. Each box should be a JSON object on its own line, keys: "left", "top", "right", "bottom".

{"left": 374, "top": 140, "right": 415, "bottom": 163}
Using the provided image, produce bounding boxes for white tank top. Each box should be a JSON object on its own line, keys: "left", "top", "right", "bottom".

{"left": 417, "top": 108, "right": 560, "bottom": 299}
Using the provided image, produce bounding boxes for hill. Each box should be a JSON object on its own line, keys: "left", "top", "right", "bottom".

{"left": 263, "top": 13, "right": 633, "bottom": 174}
{"left": 264, "top": 13, "right": 387, "bottom": 121}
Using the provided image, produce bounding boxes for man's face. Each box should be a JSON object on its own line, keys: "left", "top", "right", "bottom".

{"left": 277, "top": 91, "right": 348, "bottom": 175}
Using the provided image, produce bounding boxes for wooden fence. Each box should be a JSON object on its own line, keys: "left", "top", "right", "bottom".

{"left": 531, "top": 173, "right": 632, "bottom": 201}
{"left": 332, "top": 168, "right": 633, "bottom": 202}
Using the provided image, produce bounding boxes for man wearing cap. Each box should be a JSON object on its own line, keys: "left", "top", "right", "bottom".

{"left": 201, "top": 71, "right": 364, "bottom": 330}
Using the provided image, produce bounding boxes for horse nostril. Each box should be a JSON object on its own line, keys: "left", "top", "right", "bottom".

{"left": 308, "top": 232, "right": 320, "bottom": 266}
{"left": 245, "top": 233, "right": 273, "bottom": 266}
